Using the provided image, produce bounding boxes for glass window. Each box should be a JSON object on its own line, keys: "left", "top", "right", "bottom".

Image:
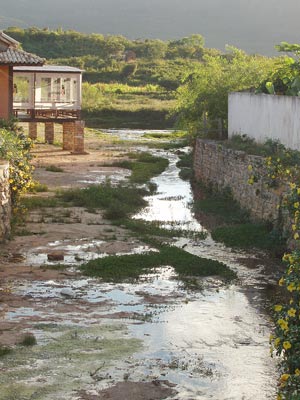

{"left": 13, "top": 76, "right": 30, "bottom": 103}
{"left": 41, "top": 77, "right": 52, "bottom": 102}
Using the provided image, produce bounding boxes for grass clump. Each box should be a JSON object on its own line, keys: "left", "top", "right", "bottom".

{"left": 28, "top": 181, "right": 48, "bottom": 193}
{"left": 79, "top": 243, "right": 236, "bottom": 283}
{"left": 194, "top": 183, "right": 286, "bottom": 252}
{"left": 120, "top": 218, "right": 207, "bottom": 240}
{"left": 113, "top": 152, "right": 169, "bottom": 184}
{"left": 58, "top": 181, "right": 147, "bottom": 219}
{"left": 0, "top": 346, "right": 12, "bottom": 357}
{"left": 21, "top": 196, "right": 61, "bottom": 210}
{"left": 211, "top": 223, "right": 285, "bottom": 251}
{"left": 142, "top": 131, "right": 187, "bottom": 140}
{"left": 45, "top": 165, "right": 64, "bottom": 173}
{"left": 19, "top": 334, "right": 37, "bottom": 347}
{"left": 194, "top": 186, "right": 249, "bottom": 224}
{"left": 176, "top": 152, "right": 193, "bottom": 181}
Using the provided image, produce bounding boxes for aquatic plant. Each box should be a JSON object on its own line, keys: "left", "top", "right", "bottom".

{"left": 111, "top": 152, "right": 169, "bottom": 184}
{"left": 79, "top": 243, "right": 236, "bottom": 283}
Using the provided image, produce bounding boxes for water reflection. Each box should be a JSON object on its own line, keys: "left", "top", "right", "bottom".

{"left": 1, "top": 129, "right": 278, "bottom": 399}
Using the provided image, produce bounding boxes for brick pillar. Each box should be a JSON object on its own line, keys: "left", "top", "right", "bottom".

{"left": 73, "top": 120, "right": 85, "bottom": 154}
{"left": 28, "top": 122, "right": 38, "bottom": 140}
{"left": 62, "top": 122, "right": 75, "bottom": 151}
{"left": 44, "top": 122, "right": 55, "bottom": 144}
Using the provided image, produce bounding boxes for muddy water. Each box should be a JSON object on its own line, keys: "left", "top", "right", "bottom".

{"left": 0, "top": 130, "right": 279, "bottom": 400}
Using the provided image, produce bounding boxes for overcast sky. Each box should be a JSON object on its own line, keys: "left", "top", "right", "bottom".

{"left": 1, "top": 0, "right": 299, "bottom": 55}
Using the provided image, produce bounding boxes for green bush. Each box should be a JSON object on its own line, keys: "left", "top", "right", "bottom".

{"left": 0, "top": 124, "right": 34, "bottom": 207}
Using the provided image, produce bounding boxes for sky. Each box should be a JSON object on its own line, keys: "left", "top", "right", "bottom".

{"left": 0, "top": 0, "right": 299, "bottom": 55}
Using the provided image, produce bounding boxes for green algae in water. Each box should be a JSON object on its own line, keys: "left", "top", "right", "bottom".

{"left": 0, "top": 323, "right": 142, "bottom": 400}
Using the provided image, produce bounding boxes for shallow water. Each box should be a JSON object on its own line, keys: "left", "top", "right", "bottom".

{"left": 0, "top": 129, "right": 279, "bottom": 400}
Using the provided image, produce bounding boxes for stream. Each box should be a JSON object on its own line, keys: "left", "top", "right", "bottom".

{"left": 0, "top": 129, "right": 280, "bottom": 400}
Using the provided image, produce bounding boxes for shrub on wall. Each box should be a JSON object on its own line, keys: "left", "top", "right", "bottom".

{"left": 0, "top": 121, "right": 34, "bottom": 210}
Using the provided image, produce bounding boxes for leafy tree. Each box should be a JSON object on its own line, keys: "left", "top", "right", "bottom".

{"left": 175, "top": 47, "right": 276, "bottom": 134}
{"left": 257, "top": 42, "right": 300, "bottom": 96}
{"left": 167, "top": 34, "right": 205, "bottom": 60}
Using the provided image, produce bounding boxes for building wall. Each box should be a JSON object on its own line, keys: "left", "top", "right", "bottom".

{"left": 0, "top": 65, "right": 11, "bottom": 119}
{"left": 193, "top": 139, "right": 285, "bottom": 224}
{"left": 228, "top": 92, "right": 300, "bottom": 151}
{"left": 0, "top": 161, "right": 11, "bottom": 241}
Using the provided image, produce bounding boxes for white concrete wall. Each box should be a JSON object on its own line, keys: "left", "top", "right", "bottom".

{"left": 228, "top": 92, "right": 300, "bottom": 150}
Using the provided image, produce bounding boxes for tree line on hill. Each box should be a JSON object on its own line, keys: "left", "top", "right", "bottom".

{"left": 5, "top": 27, "right": 298, "bottom": 134}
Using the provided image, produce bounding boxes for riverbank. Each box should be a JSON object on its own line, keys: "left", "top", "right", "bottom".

{"left": 0, "top": 128, "right": 280, "bottom": 399}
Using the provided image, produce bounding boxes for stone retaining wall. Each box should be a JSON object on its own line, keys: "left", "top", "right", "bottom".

{"left": 0, "top": 160, "right": 11, "bottom": 241}
{"left": 193, "top": 139, "right": 285, "bottom": 223}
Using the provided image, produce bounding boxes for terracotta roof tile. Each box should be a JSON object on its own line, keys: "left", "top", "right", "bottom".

{"left": 0, "top": 48, "right": 44, "bottom": 65}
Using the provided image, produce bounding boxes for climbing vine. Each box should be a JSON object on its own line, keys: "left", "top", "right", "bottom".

{"left": 248, "top": 151, "right": 300, "bottom": 399}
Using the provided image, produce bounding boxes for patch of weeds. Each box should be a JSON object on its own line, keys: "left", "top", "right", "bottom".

{"left": 79, "top": 243, "right": 236, "bottom": 283}
{"left": 58, "top": 182, "right": 147, "bottom": 220}
{"left": 176, "top": 152, "right": 193, "bottom": 181}
{"left": 0, "top": 346, "right": 12, "bottom": 357}
{"left": 19, "top": 333, "right": 37, "bottom": 346}
{"left": 28, "top": 181, "right": 48, "bottom": 193}
{"left": 112, "top": 152, "right": 169, "bottom": 184}
{"left": 106, "top": 234, "right": 117, "bottom": 240}
{"left": 45, "top": 165, "right": 64, "bottom": 173}
{"left": 194, "top": 182, "right": 286, "bottom": 253}
{"left": 194, "top": 185, "right": 250, "bottom": 224}
{"left": 179, "top": 167, "right": 193, "bottom": 181}
{"left": 40, "top": 264, "right": 68, "bottom": 271}
{"left": 14, "top": 228, "right": 35, "bottom": 236}
{"left": 211, "top": 223, "right": 286, "bottom": 251}
{"left": 21, "top": 196, "right": 61, "bottom": 210}
{"left": 34, "top": 323, "right": 59, "bottom": 330}
{"left": 119, "top": 218, "right": 207, "bottom": 240}
{"left": 147, "top": 181, "right": 157, "bottom": 194}
{"left": 158, "top": 138, "right": 190, "bottom": 150}
{"left": 142, "top": 131, "right": 187, "bottom": 140}
{"left": 103, "top": 227, "right": 115, "bottom": 233}
{"left": 224, "top": 135, "right": 300, "bottom": 167}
